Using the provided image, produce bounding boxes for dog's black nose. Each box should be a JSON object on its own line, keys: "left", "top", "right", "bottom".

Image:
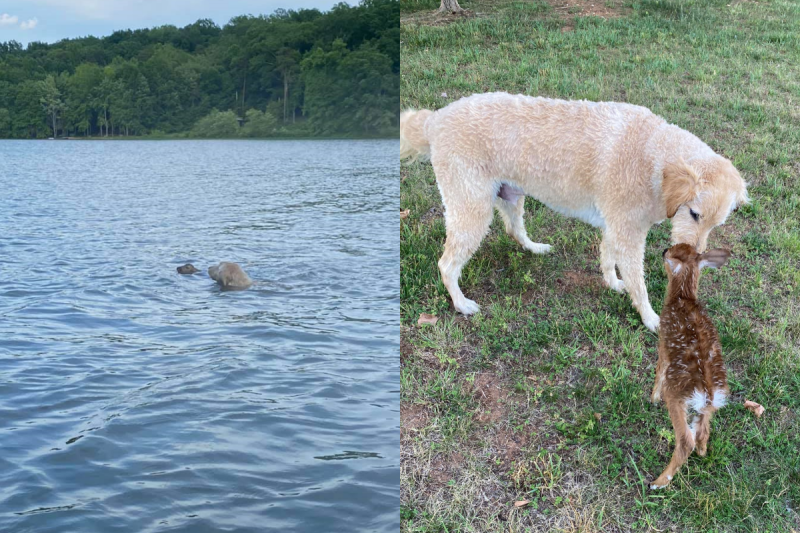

{"left": 662, "top": 248, "right": 669, "bottom": 257}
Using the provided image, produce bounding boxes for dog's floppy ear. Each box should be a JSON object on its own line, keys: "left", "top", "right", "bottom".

{"left": 722, "top": 158, "right": 749, "bottom": 208}
{"left": 698, "top": 249, "right": 731, "bottom": 270}
{"left": 663, "top": 160, "right": 700, "bottom": 218}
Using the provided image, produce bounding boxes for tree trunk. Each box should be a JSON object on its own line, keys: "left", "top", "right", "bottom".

{"left": 439, "top": 0, "right": 464, "bottom": 13}
{"left": 283, "top": 76, "right": 289, "bottom": 123}
{"left": 241, "top": 73, "right": 247, "bottom": 117}
{"left": 52, "top": 111, "right": 57, "bottom": 138}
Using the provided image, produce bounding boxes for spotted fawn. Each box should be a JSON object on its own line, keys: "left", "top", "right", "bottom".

{"left": 650, "top": 243, "right": 731, "bottom": 489}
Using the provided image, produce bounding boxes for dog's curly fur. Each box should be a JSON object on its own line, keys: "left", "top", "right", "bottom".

{"left": 208, "top": 262, "right": 252, "bottom": 289}
{"left": 401, "top": 92, "right": 748, "bottom": 331}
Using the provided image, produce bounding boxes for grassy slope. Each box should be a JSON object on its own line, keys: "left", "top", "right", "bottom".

{"left": 400, "top": 0, "right": 800, "bottom": 531}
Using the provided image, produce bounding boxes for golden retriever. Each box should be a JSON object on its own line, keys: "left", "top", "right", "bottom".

{"left": 400, "top": 92, "right": 747, "bottom": 331}
{"left": 208, "top": 262, "right": 252, "bottom": 289}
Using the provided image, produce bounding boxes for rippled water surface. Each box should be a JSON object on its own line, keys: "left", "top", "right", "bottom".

{"left": 0, "top": 140, "right": 399, "bottom": 532}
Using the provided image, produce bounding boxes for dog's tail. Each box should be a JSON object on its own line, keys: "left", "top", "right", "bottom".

{"left": 400, "top": 109, "right": 434, "bottom": 162}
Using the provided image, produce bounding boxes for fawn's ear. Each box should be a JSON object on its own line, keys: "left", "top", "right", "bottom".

{"left": 698, "top": 249, "right": 731, "bottom": 270}
{"left": 663, "top": 160, "right": 700, "bottom": 218}
{"left": 664, "top": 257, "right": 682, "bottom": 275}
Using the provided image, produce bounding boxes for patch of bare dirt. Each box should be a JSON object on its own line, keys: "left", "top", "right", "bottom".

{"left": 401, "top": 403, "right": 431, "bottom": 437}
{"left": 472, "top": 373, "right": 508, "bottom": 424}
{"left": 543, "top": 0, "right": 628, "bottom": 31}
{"left": 557, "top": 270, "right": 602, "bottom": 293}
{"left": 420, "top": 205, "right": 444, "bottom": 224}
{"left": 494, "top": 425, "right": 530, "bottom": 464}
{"left": 545, "top": 0, "right": 625, "bottom": 22}
{"left": 428, "top": 451, "right": 465, "bottom": 485}
{"left": 400, "top": 330, "right": 415, "bottom": 364}
{"left": 401, "top": 8, "right": 478, "bottom": 28}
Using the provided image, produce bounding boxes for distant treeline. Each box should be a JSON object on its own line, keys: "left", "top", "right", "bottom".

{"left": 0, "top": 0, "right": 399, "bottom": 139}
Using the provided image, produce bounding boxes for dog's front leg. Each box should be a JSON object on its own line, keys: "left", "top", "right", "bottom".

{"left": 600, "top": 231, "right": 625, "bottom": 293}
{"left": 613, "top": 229, "right": 660, "bottom": 332}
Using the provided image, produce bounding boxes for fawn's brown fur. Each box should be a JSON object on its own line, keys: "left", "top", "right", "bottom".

{"left": 650, "top": 244, "right": 731, "bottom": 489}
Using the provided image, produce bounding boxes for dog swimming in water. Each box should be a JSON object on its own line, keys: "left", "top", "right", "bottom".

{"left": 208, "top": 262, "right": 252, "bottom": 289}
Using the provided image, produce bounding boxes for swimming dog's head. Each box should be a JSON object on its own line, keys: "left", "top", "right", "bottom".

{"left": 663, "top": 157, "right": 748, "bottom": 252}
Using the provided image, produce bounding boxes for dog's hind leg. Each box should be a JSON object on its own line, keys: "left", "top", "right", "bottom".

{"left": 495, "top": 194, "right": 551, "bottom": 254}
{"left": 600, "top": 230, "right": 625, "bottom": 293}
{"left": 437, "top": 173, "right": 495, "bottom": 316}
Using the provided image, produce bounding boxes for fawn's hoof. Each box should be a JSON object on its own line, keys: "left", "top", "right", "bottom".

{"left": 650, "top": 475, "right": 672, "bottom": 490}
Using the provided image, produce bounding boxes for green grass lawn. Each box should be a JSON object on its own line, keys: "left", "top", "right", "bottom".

{"left": 400, "top": 0, "right": 800, "bottom": 531}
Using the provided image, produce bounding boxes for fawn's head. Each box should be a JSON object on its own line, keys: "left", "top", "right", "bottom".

{"left": 662, "top": 243, "right": 731, "bottom": 300}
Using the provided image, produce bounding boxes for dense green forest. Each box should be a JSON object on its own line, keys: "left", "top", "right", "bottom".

{"left": 0, "top": 0, "right": 398, "bottom": 139}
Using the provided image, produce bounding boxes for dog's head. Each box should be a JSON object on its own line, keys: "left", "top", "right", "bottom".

{"left": 663, "top": 157, "right": 748, "bottom": 252}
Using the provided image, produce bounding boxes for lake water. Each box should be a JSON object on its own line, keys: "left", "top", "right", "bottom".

{"left": 0, "top": 140, "right": 399, "bottom": 532}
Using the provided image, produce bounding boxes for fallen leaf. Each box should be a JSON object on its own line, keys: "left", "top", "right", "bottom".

{"left": 418, "top": 313, "right": 439, "bottom": 326}
{"left": 744, "top": 400, "right": 765, "bottom": 418}
{"left": 594, "top": 412, "right": 602, "bottom": 421}
{"left": 400, "top": 209, "right": 410, "bottom": 219}
{"left": 514, "top": 500, "right": 530, "bottom": 507}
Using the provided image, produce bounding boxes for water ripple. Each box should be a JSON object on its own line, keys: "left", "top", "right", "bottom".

{"left": 0, "top": 139, "right": 399, "bottom": 532}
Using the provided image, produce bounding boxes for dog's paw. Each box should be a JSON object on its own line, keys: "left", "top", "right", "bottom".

{"left": 455, "top": 298, "right": 481, "bottom": 315}
{"left": 650, "top": 481, "right": 669, "bottom": 490}
{"left": 642, "top": 313, "right": 660, "bottom": 332}
{"left": 527, "top": 243, "right": 551, "bottom": 254}
{"left": 608, "top": 278, "right": 626, "bottom": 293}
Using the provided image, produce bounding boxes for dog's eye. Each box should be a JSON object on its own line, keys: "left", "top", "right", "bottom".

{"left": 689, "top": 209, "right": 700, "bottom": 222}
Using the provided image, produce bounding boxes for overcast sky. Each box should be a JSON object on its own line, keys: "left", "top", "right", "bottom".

{"left": 0, "top": 0, "right": 357, "bottom": 45}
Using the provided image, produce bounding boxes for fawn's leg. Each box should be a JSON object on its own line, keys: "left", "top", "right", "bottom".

{"left": 651, "top": 399, "right": 694, "bottom": 489}
{"left": 692, "top": 409, "right": 714, "bottom": 456}
{"left": 651, "top": 344, "right": 668, "bottom": 404}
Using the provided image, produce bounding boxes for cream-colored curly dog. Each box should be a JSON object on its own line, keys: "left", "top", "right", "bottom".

{"left": 400, "top": 92, "right": 748, "bottom": 331}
